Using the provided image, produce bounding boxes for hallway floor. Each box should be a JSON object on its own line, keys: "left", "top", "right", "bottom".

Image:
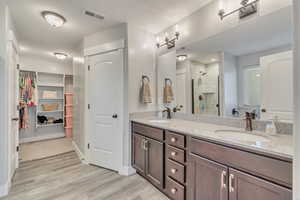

{"left": 20, "top": 138, "right": 74, "bottom": 162}
{"left": 1, "top": 152, "right": 169, "bottom": 200}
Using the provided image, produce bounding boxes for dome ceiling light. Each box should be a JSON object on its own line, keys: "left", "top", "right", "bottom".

{"left": 54, "top": 52, "right": 68, "bottom": 60}
{"left": 42, "top": 11, "right": 66, "bottom": 27}
{"left": 177, "top": 55, "right": 187, "bottom": 62}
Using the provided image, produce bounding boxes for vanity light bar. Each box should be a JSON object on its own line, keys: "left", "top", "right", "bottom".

{"left": 218, "top": 0, "right": 259, "bottom": 20}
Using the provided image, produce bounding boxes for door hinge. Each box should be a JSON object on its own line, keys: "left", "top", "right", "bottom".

{"left": 16, "top": 64, "right": 20, "bottom": 70}
{"left": 87, "top": 143, "right": 90, "bottom": 149}
{"left": 88, "top": 104, "right": 90, "bottom": 109}
{"left": 88, "top": 65, "right": 90, "bottom": 71}
{"left": 16, "top": 146, "right": 19, "bottom": 152}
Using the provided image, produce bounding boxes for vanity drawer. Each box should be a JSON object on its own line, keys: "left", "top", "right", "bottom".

{"left": 132, "top": 123, "right": 164, "bottom": 141}
{"left": 167, "top": 145, "right": 185, "bottom": 164}
{"left": 189, "top": 137, "right": 293, "bottom": 188}
{"left": 166, "top": 131, "right": 185, "bottom": 148}
{"left": 166, "top": 177, "right": 185, "bottom": 200}
{"left": 166, "top": 159, "right": 185, "bottom": 184}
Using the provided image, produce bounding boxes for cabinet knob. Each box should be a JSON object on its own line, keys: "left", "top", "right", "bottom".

{"left": 171, "top": 152, "right": 177, "bottom": 157}
{"left": 171, "top": 168, "right": 177, "bottom": 174}
{"left": 171, "top": 137, "right": 177, "bottom": 143}
{"left": 171, "top": 188, "right": 177, "bottom": 194}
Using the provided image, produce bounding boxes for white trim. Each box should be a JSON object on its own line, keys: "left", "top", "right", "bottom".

{"left": 19, "top": 133, "right": 65, "bottom": 144}
{"left": 84, "top": 39, "right": 125, "bottom": 57}
{"left": 0, "top": 181, "right": 9, "bottom": 198}
{"left": 119, "top": 166, "right": 136, "bottom": 176}
{"left": 8, "top": 30, "right": 20, "bottom": 54}
{"left": 72, "top": 141, "right": 87, "bottom": 164}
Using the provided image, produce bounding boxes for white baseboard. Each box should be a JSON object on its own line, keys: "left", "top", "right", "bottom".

{"left": 119, "top": 166, "right": 136, "bottom": 176}
{"left": 72, "top": 141, "right": 87, "bottom": 164}
{"left": 20, "top": 133, "right": 65, "bottom": 144}
{"left": 0, "top": 181, "right": 9, "bottom": 198}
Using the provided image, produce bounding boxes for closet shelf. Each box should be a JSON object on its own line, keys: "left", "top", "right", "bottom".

{"left": 37, "top": 110, "right": 64, "bottom": 113}
{"left": 37, "top": 123, "right": 64, "bottom": 128}
{"left": 37, "top": 84, "right": 64, "bottom": 88}
{"left": 39, "top": 98, "right": 64, "bottom": 101}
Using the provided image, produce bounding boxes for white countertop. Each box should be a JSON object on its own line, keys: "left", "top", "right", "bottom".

{"left": 131, "top": 118, "right": 293, "bottom": 160}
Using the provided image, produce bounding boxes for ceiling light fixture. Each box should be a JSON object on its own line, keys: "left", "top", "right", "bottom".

{"left": 156, "top": 25, "right": 180, "bottom": 49}
{"left": 177, "top": 55, "right": 187, "bottom": 62}
{"left": 54, "top": 52, "right": 68, "bottom": 60}
{"left": 42, "top": 11, "right": 66, "bottom": 27}
{"left": 218, "top": 0, "right": 259, "bottom": 20}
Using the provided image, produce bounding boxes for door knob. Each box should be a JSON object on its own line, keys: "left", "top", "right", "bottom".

{"left": 112, "top": 114, "right": 118, "bottom": 118}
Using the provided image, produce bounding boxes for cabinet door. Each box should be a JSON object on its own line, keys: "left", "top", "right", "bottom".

{"left": 145, "top": 138, "right": 164, "bottom": 189}
{"left": 229, "top": 168, "right": 292, "bottom": 200}
{"left": 187, "top": 154, "right": 228, "bottom": 200}
{"left": 132, "top": 133, "right": 146, "bottom": 174}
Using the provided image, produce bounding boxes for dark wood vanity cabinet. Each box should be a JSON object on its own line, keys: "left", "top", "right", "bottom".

{"left": 131, "top": 122, "right": 292, "bottom": 200}
{"left": 132, "top": 124, "right": 164, "bottom": 189}
{"left": 187, "top": 154, "right": 228, "bottom": 200}
{"left": 187, "top": 153, "right": 292, "bottom": 200}
{"left": 229, "top": 168, "right": 292, "bottom": 200}
{"left": 145, "top": 137, "right": 164, "bottom": 188}
{"left": 132, "top": 133, "right": 146, "bottom": 174}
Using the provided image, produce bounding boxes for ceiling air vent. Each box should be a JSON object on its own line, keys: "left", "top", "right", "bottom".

{"left": 84, "top": 10, "right": 104, "bottom": 20}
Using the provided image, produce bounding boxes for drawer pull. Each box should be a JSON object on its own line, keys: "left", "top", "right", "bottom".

{"left": 171, "top": 137, "right": 177, "bottom": 143}
{"left": 229, "top": 174, "right": 235, "bottom": 193}
{"left": 171, "top": 168, "right": 177, "bottom": 174}
{"left": 221, "top": 171, "right": 227, "bottom": 189}
{"left": 171, "top": 151, "right": 177, "bottom": 157}
{"left": 171, "top": 188, "right": 177, "bottom": 194}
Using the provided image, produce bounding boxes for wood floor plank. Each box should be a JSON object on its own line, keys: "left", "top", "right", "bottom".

{"left": 1, "top": 151, "right": 169, "bottom": 200}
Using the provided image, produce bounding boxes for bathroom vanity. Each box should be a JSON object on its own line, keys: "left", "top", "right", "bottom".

{"left": 131, "top": 119, "right": 293, "bottom": 200}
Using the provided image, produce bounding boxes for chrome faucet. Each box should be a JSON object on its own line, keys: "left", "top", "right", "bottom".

{"left": 163, "top": 107, "right": 172, "bottom": 119}
{"left": 162, "top": 105, "right": 183, "bottom": 119}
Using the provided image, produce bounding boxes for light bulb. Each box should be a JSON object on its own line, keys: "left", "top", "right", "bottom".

{"left": 175, "top": 24, "right": 179, "bottom": 33}
{"left": 156, "top": 36, "right": 160, "bottom": 43}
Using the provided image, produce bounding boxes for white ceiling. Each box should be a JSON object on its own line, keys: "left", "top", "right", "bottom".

{"left": 8, "top": 0, "right": 213, "bottom": 60}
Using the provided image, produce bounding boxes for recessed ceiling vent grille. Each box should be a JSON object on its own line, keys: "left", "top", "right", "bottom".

{"left": 84, "top": 10, "right": 104, "bottom": 20}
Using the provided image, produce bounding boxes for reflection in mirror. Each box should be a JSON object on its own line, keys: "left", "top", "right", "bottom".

{"left": 176, "top": 51, "right": 220, "bottom": 116}
{"left": 157, "top": 8, "right": 293, "bottom": 122}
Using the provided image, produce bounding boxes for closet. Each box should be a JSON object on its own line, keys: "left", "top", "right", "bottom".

{"left": 19, "top": 70, "right": 73, "bottom": 143}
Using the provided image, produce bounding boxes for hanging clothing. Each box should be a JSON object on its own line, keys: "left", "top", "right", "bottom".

{"left": 19, "top": 71, "right": 37, "bottom": 129}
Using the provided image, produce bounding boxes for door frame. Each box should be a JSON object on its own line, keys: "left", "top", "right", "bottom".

{"left": 7, "top": 30, "right": 20, "bottom": 189}
{"left": 84, "top": 39, "right": 125, "bottom": 173}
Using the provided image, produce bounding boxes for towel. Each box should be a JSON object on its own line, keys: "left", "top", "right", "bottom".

{"left": 141, "top": 82, "right": 152, "bottom": 104}
{"left": 163, "top": 84, "right": 174, "bottom": 103}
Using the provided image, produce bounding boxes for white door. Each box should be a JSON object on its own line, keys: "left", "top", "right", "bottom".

{"left": 260, "top": 51, "right": 293, "bottom": 121}
{"left": 8, "top": 32, "right": 19, "bottom": 181}
{"left": 176, "top": 72, "right": 186, "bottom": 113}
{"left": 88, "top": 49, "right": 123, "bottom": 172}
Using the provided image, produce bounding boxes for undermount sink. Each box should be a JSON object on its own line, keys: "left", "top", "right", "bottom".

{"left": 214, "top": 130, "right": 270, "bottom": 143}
{"left": 148, "top": 119, "right": 171, "bottom": 124}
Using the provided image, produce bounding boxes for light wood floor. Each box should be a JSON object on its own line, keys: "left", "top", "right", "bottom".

{"left": 20, "top": 138, "right": 74, "bottom": 162}
{"left": 1, "top": 151, "right": 169, "bottom": 200}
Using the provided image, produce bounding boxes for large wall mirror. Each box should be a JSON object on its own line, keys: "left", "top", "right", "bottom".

{"left": 157, "top": 8, "right": 293, "bottom": 122}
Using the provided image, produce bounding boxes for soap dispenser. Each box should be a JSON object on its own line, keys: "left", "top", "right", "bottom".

{"left": 265, "top": 116, "right": 278, "bottom": 135}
